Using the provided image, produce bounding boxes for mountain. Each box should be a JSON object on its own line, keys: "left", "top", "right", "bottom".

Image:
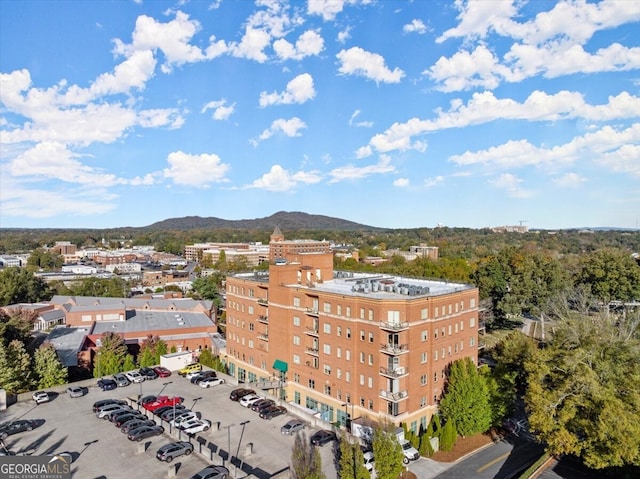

{"left": 145, "top": 211, "right": 379, "bottom": 231}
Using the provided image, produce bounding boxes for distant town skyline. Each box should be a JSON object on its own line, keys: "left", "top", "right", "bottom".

{"left": 1, "top": 1, "right": 639, "bottom": 230}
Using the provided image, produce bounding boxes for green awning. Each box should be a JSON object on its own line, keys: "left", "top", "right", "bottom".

{"left": 273, "top": 359, "right": 288, "bottom": 373}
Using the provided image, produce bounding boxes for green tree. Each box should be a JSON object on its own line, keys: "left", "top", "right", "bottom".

{"left": 338, "top": 435, "right": 369, "bottom": 479}
{"left": 577, "top": 248, "right": 640, "bottom": 303}
{"left": 372, "top": 427, "right": 403, "bottom": 479}
{"left": 93, "top": 332, "right": 129, "bottom": 377}
{"left": 525, "top": 311, "right": 640, "bottom": 469}
{"left": 0, "top": 308, "right": 37, "bottom": 346}
{"left": 291, "top": 432, "right": 325, "bottom": 479}
{"left": 26, "top": 248, "right": 63, "bottom": 271}
{"left": 490, "top": 330, "right": 537, "bottom": 393}
{"left": 439, "top": 357, "right": 492, "bottom": 436}
{"left": 0, "top": 339, "right": 34, "bottom": 394}
{"left": 440, "top": 419, "right": 458, "bottom": 452}
{"left": 67, "top": 277, "right": 128, "bottom": 298}
{"left": 34, "top": 342, "right": 67, "bottom": 388}
{"left": 0, "top": 267, "right": 51, "bottom": 306}
{"left": 137, "top": 335, "right": 166, "bottom": 367}
{"left": 123, "top": 354, "right": 136, "bottom": 371}
{"left": 191, "top": 274, "right": 224, "bottom": 300}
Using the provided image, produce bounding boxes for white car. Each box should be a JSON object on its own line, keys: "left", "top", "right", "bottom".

{"left": 199, "top": 377, "right": 225, "bottom": 388}
{"left": 170, "top": 411, "right": 201, "bottom": 427}
{"left": 179, "top": 419, "right": 211, "bottom": 434}
{"left": 32, "top": 391, "right": 50, "bottom": 404}
{"left": 239, "top": 394, "right": 263, "bottom": 408}
{"left": 363, "top": 451, "right": 375, "bottom": 472}
{"left": 125, "top": 370, "right": 145, "bottom": 383}
{"left": 96, "top": 404, "right": 130, "bottom": 419}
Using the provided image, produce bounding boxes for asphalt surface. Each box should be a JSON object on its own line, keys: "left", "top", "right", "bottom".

{"left": 0, "top": 374, "right": 339, "bottom": 479}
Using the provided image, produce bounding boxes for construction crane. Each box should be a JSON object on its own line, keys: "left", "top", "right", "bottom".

{"left": 518, "top": 220, "right": 528, "bottom": 226}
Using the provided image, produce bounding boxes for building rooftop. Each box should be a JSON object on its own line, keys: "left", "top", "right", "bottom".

{"left": 47, "top": 326, "right": 90, "bottom": 367}
{"left": 91, "top": 310, "right": 214, "bottom": 335}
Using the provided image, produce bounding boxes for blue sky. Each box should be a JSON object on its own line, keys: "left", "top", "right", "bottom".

{"left": 1, "top": 0, "right": 639, "bottom": 230}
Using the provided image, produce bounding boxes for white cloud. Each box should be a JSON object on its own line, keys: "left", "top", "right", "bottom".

{"left": 403, "top": 19, "right": 427, "bottom": 34}
{"left": 552, "top": 172, "right": 587, "bottom": 188}
{"left": 163, "top": 151, "right": 230, "bottom": 187}
{"left": 328, "top": 155, "right": 395, "bottom": 183}
{"left": 228, "top": 27, "right": 271, "bottom": 63}
{"left": 337, "top": 26, "right": 352, "bottom": 43}
{"left": 259, "top": 73, "right": 316, "bottom": 107}
{"left": 273, "top": 30, "right": 324, "bottom": 60}
{"left": 201, "top": 99, "right": 235, "bottom": 120}
{"left": 255, "top": 117, "right": 308, "bottom": 143}
{"left": 424, "top": 176, "right": 444, "bottom": 188}
{"left": 349, "top": 109, "right": 373, "bottom": 127}
{"left": 437, "top": 0, "right": 519, "bottom": 43}
{"left": 358, "top": 91, "right": 640, "bottom": 157}
{"left": 247, "top": 164, "right": 322, "bottom": 191}
{"left": 489, "top": 173, "right": 532, "bottom": 198}
{"left": 596, "top": 143, "right": 640, "bottom": 176}
{"left": 393, "top": 178, "right": 409, "bottom": 187}
{"left": 307, "top": 0, "right": 348, "bottom": 21}
{"left": 337, "top": 47, "right": 405, "bottom": 84}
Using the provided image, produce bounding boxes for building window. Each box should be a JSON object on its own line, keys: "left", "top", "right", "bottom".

{"left": 368, "top": 309, "right": 374, "bottom": 321}
{"left": 293, "top": 335, "right": 300, "bottom": 345}
{"left": 324, "top": 364, "right": 331, "bottom": 375}
{"left": 323, "top": 302, "right": 331, "bottom": 313}
{"left": 360, "top": 330, "right": 365, "bottom": 341}
{"left": 293, "top": 354, "right": 300, "bottom": 364}
{"left": 421, "top": 352, "right": 427, "bottom": 364}
{"left": 293, "top": 316, "right": 300, "bottom": 326}
{"left": 454, "top": 343, "right": 458, "bottom": 353}
{"left": 470, "top": 337, "right": 476, "bottom": 347}
{"left": 448, "top": 325, "right": 452, "bottom": 335}
{"left": 449, "top": 304, "right": 452, "bottom": 314}
{"left": 293, "top": 297, "right": 300, "bottom": 307}
{"left": 369, "top": 332, "right": 374, "bottom": 343}
{"left": 360, "top": 397, "right": 365, "bottom": 407}
{"left": 368, "top": 377, "right": 373, "bottom": 388}
{"left": 455, "top": 323, "right": 459, "bottom": 334}
{"left": 249, "top": 323, "right": 254, "bottom": 331}
{"left": 337, "top": 326, "right": 342, "bottom": 337}
{"left": 368, "top": 400, "right": 374, "bottom": 410}
{"left": 421, "top": 330, "right": 428, "bottom": 342}
{"left": 359, "top": 352, "right": 365, "bottom": 363}
{"left": 434, "top": 330, "right": 438, "bottom": 339}
{"left": 346, "top": 328, "right": 351, "bottom": 339}
{"left": 420, "top": 374, "right": 427, "bottom": 385}
{"left": 434, "top": 350, "right": 438, "bottom": 361}
{"left": 346, "top": 371, "right": 351, "bottom": 383}
{"left": 248, "top": 340, "right": 254, "bottom": 349}
{"left": 420, "top": 396, "right": 427, "bottom": 407}
{"left": 435, "top": 307, "right": 439, "bottom": 317}
{"left": 360, "top": 308, "right": 365, "bottom": 319}
{"left": 346, "top": 306, "right": 351, "bottom": 317}
{"left": 448, "top": 346, "right": 452, "bottom": 356}
{"left": 336, "top": 347, "right": 342, "bottom": 359}
{"left": 441, "top": 327, "right": 445, "bottom": 337}
{"left": 421, "top": 308, "right": 428, "bottom": 319}
{"left": 460, "top": 320, "right": 464, "bottom": 331}
{"left": 309, "top": 379, "right": 315, "bottom": 389}
{"left": 324, "top": 323, "right": 331, "bottom": 334}
{"left": 470, "top": 298, "right": 476, "bottom": 308}
{"left": 470, "top": 317, "right": 476, "bottom": 328}
{"left": 248, "top": 306, "right": 254, "bottom": 314}
{"left": 368, "top": 354, "right": 374, "bottom": 366}
{"left": 360, "top": 374, "right": 365, "bottom": 385}
{"left": 337, "top": 369, "right": 342, "bottom": 379}
{"left": 323, "top": 344, "right": 331, "bottom": 355}
{"left": 346, "top": 350, "right": 351, "bottom": 361}
{"left": 293, "top": 373, "right": 300, "bottom": 383}
{"left": 324, "top": 384, "right": 331, "bottom": 395}
{"left": 434, "top": 372, "right": 438, "bottom": 383}
{"left": 294, "top": 391, "right": 301, "bottom": 404}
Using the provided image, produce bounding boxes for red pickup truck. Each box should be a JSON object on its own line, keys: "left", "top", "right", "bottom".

{"left": 142, "top": 396, "right": 184, "bottom": 412}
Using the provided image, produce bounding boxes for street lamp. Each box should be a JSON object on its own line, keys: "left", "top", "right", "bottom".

{"left": 159, "top": 381, "right": 172, "bottom": 397}
{"left": 224, "top": 423, "right": 235, "bottom": 467}
{"left": 191, "top": 396, "right": 203, "bottom": 410}
{"left": 235, "top": 420, "right": 250, "bottom": 477}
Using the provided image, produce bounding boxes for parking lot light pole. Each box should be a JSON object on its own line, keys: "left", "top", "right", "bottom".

{"left": 159, "top": 381, "right": 172, "bottom": 397}
{"left": 191, "top": 396, "right": 202, "bottom": 411}
{"left": 235, "top": 420, "right": 250, "bottom": 477}
{"left": 224, "top": 423, "right": 235, "bottom": 467}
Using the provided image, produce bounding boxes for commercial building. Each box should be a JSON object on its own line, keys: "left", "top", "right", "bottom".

{"left": 224, "top": 230, "right": 480, "bottom": 432}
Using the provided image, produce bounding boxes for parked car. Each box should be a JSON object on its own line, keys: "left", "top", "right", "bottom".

{"left": 190, "top": 370, "right": 217, "bottom": 384}
{"left": 153, "top": 404, "right": 186, "bottom": 417}
{"left": 138, "top": 395, "right": 157, "bottom": 406}
{"left": 254, "top": 400, "right": 277, "bottom": 414}
{"left": 97, "top": 378, "right": 117, "bottom": 391}
{"left": 120, "top": 419, "right": 155, "bottom": 434}
{"left": 32, "top": 391, "right": 50, "bottom": 404}
{"left": 66, "top": 386, "right": 87, "bottom": 398}
{"left": 113, "top": 413, "right": 145, "bottom": 427}
{"left": 363, "top": 451, "right": 375, "bottom": 472}
{"left": 259, "top": 405, "right": 287, "bottom": 420}
{"left": 281, "top": 419, "right": 305, "bottom": 435}
{"left": 127, "top": 424, "right": 164, "bottom": 442}
{"left": 153, "top": 366, "right": 172, "bottom": 378}
{"left": 143, "top": 396, "right": 184, "bottom": 412}
{"left": 239, "top": 394, "right": 263, "bottom": 408}
{"left": 229, "top": 388, "right": 255, "bottom": 401}
{"left": 178, "top": 363, "right": 202, "bottom": 377}
{"left": 190, "top": 465, "right": 229, "bottom": 479}
{"left": 162, "top": 408, "right": 198, "bottom": 423}
{"left": 250, "top": 398, "right": 274, "bottom": 412}
{"left": 179, "top": 418, "right": 211, "bottom": 434}
{"left": 113, "top": 373, "right": 130, "bottom": 387}
{"left": 169, "top": 411, "right": 202, "bottom": 427}
{"left": 0, "top": 420, "right": 39, "bottom": 438}
{"left": 96, "top": 404, "right": 131, "bottom": 419}
{"left": 199, "top": 377, "right": 225, "bottom": 388}
{"left": 139, "top": 367, "right": 158, "bottom": 380}
{"left": 92, "top": 398, "right": 126, "bottom": 412}
{"left": 310, "top": 429, "right": 337, "bottom": 446}
{"left": 156, "top": 441, "right": 194, "bottom": 463}
{"left": 124, "top": 370, "right": 145, "bottom": 383}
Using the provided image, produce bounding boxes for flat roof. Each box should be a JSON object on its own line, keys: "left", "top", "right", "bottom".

{"left": 47, "top": 326, "right": 90, "bottom": 367}
{"left": 91, "top": 310, "right": 214, "bottom": 335}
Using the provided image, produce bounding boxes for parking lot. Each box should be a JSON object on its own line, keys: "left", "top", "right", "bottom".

{"left": 0, "top": 372, "right": 340, "bottom": 479}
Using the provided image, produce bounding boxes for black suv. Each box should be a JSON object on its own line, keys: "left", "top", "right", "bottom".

{"left": 139, "top": 367, "right": 158, "bottom": 380}
{"left": 229, "top": 388, "right": 255, "bottom": 401}
{"left": 190, "top": 370, "right": 217, "bottom": 385}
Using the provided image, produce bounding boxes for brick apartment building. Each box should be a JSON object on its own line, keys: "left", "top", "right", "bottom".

{"left": 224, "top": 230, "right": 480, "bottom": 432}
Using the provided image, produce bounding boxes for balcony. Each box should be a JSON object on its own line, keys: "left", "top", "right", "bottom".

{"left": 257, "top": 315, "right": 269, "bottom": 323}
{"left": 304, "top": 326, "right": 319, "bottom": 337}
{"left": 379, "top": 321, "right": 409, "bottom": 331}
{"left": 305, "top": 347, "right": 319, "bottom": 356}
{"left": 380, "top": 343, "right": 409, "bottom": 355}
{"left": 257, "top": 333, "right": 269, "bottom": 341}
{"left": 305, "top": 308, "right": 319, "bottom": 316}
{"left": 379, "top": 389, "right": 408, "bottom": 402}
{"left": 257, "top": 298, "right": 268, "bottom": 305}
{"left": 379, "top": 366, "right": 408, "bottom": 378}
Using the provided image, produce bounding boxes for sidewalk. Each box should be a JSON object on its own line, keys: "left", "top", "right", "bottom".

{"left": 409, "top": 439, "right": 498, "bottom": 478}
